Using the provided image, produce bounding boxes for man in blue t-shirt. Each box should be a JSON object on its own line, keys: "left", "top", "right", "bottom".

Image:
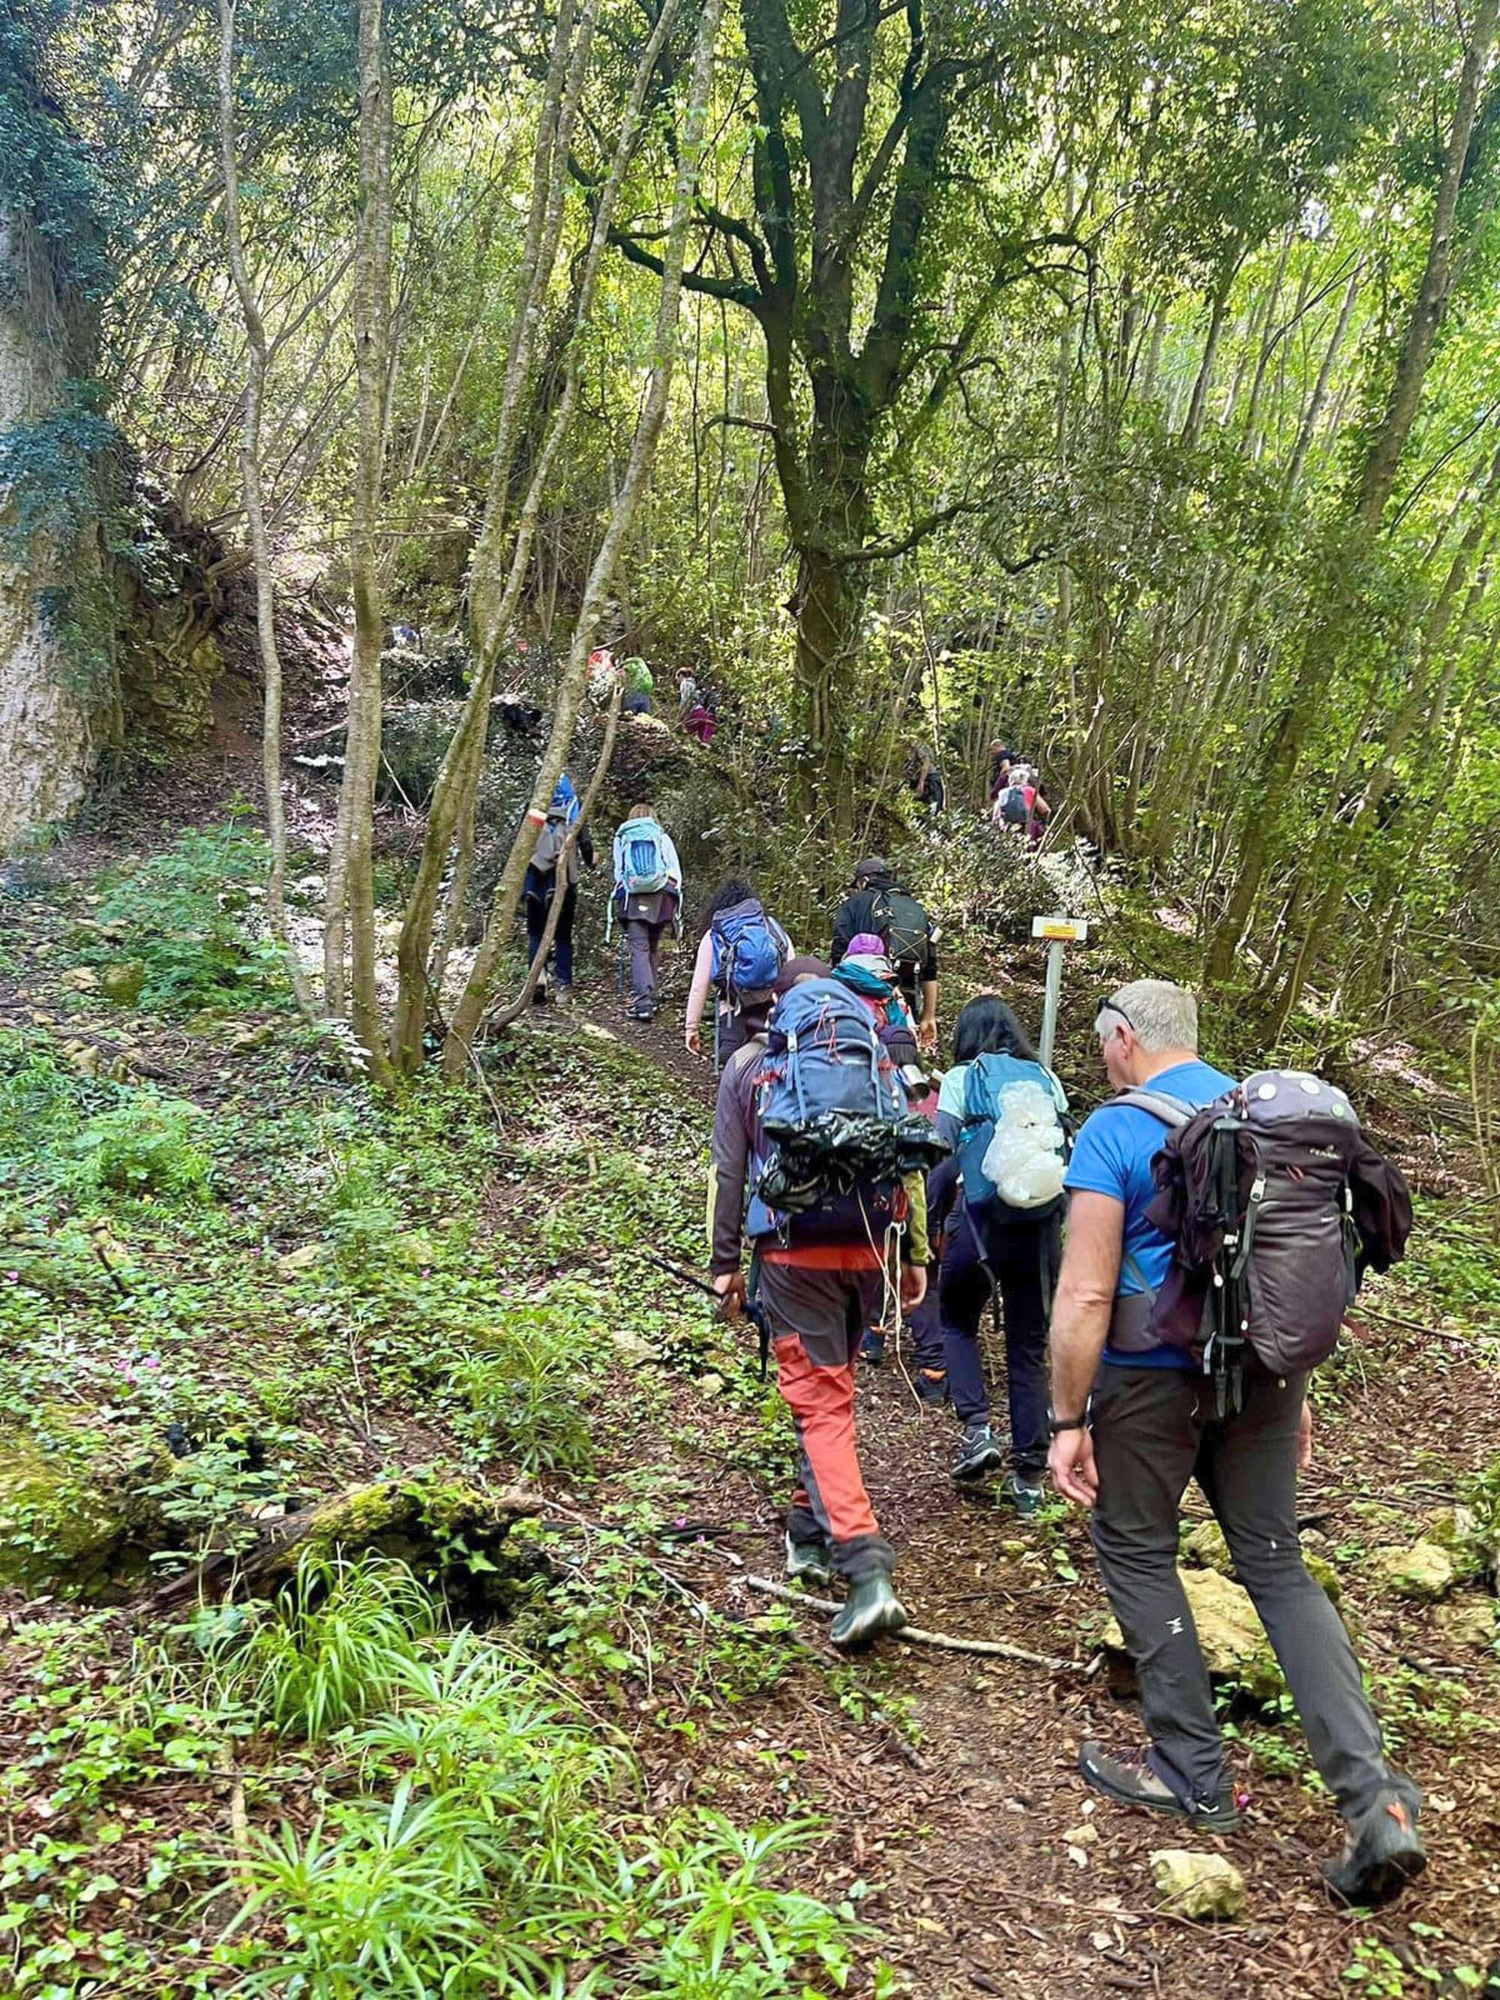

{"left": 1046, "top": 980, "right": 1423, "bottom": 1907}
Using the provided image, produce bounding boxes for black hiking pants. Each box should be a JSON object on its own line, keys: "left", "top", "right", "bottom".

{"left": 1090, "top": 1362, "right": 1408, "bottom": 1822}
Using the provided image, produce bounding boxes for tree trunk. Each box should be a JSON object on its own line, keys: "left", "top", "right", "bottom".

{"left": 327, "top": 0, "right": 395, "bottom": 1080}
{"left": 389, "top": 0, "right": 673, "bottom": 1070}
{"left": 0, "top": 222, "right": 107, "bottom": 849}
{"left": 215, "top": 0, "right": 316, "bottom": 1019}
{"left": 441, "top": 0, "right": 727, "bottom": 1075}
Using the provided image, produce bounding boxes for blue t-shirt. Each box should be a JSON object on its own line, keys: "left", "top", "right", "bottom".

{"left": 1064, "top": 1058, "right": 1235, "bottom": 1367}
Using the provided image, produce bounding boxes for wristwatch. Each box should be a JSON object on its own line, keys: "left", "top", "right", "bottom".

{"left": 1047, "top": 1409, "right": 1088, "bottom": 1437}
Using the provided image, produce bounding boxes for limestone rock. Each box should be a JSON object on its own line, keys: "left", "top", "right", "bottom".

{"left": 1103, "top": 1566, "right": 1283, "bottom": 1699}
{"left": 1433, "top": 1594, "right": 1497, "bottom": 1649}
{"left": 609, "top": 1326, "right": 656, "bottom": 1365}
{"left": 61, "top": 965, "right": 99, "bottom": 990}
{"left": 1149, "top": 1849, "right": 1246, "bottom": 1921}
{"left": 277, "top": 1241, "right": 329, "bottom": 1276}
{"left": 1369, "top": 1539, "right": 1455, "bottom": 1602}
{"left": 99, "top": 960, "right": 146, "bottom": 1006}
{"left": 1183, "top": 1519, "right": 1231, "bottom": 1573}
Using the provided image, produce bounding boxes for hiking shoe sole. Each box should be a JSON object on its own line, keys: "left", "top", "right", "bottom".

{"left": 952, "top": 1445, "right": 1004, "bottom": 1483}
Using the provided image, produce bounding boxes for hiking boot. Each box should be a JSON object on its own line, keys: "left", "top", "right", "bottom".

{"left": 1002, "top": 1470, "right": 1046, "bottom": 1517}
{"left": 860, "top": 1329, "right": 887, "bottom": 1365}
{"left": 627, "top": 998, "right": 655, "bottom": 1021}
{"left": 531, "top": 979, "right": 548, "bottom": 1006}
{"left": 553, "top": 982, "right": 573, "bottom": 1009}
{"left": 916, "top": 1369, "right": 948, "bottom": 1406}
{"left": 784, "top": 1532, "right": 834, "bottom": 1591}
{"left": 952, "top": 1423, "right": 1004, "bottom": 1482}
{"left": 1079, "top": 1742, "right": 1240, "bottom": 1833}
{"left": 829, "top": 1572, "right": 908, "bottom": 1649}
{"left": 1322, "top": 1788, "right": 1426, "bottom": 1906}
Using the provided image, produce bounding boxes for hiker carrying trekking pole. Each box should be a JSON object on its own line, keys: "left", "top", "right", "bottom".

{"left": 1047, "top": 978, "right": 1424, "bottom": 1906}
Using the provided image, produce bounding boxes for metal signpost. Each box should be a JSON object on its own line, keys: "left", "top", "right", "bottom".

{"left": 1033, "top": 915, "right": 1089, "bottom": 1068}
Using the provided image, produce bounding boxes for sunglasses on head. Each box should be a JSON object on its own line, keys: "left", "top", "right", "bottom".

{"left": 1097, "top": 997, "right": 1135, "bottom": 1035}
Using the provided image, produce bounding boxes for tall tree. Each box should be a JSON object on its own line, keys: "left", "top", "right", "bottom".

{"left": 608, "top": 0, "right": 1076, "bottom": 796}
{"left": 325, "top": 0, "right": 395, "bottom": 1078}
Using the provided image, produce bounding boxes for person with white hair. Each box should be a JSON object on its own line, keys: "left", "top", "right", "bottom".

{"left": 1046, "top": 979, "right": 1423, "bottom": 1905}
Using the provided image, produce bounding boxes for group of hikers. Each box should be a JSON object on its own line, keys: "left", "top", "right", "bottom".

{"left": 519, "top": 800, "right": 1428, "bottom": 1908}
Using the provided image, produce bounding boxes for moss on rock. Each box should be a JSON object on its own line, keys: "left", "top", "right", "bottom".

{"left": 0, "top": 1427, "right": 175, "bottom": 1599}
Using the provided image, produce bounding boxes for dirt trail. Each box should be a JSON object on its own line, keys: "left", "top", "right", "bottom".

{"left": 574, "top": 967, "right": 1500, "bottom": 2000}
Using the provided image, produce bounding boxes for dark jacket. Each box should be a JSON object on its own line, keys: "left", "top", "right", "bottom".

{"left": 830, "top": 882, "right": 938, "bottom": 991}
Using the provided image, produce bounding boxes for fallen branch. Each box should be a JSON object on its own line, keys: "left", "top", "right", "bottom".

{"left": 745, "top": 1575, "right": 1074, "bottom": 1670}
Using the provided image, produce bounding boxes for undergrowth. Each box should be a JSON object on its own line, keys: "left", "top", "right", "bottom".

{"left": 2, "top": 1554, "right": 863, "bottom": 1998}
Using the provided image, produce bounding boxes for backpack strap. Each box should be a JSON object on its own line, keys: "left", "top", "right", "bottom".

{"left": 1112, "top": 1088, "right": 1196, "bottom": 1127}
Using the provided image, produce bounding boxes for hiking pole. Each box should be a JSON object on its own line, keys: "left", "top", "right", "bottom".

{"left": 643, "top": 1251, "right": 720, "bottom": 1299}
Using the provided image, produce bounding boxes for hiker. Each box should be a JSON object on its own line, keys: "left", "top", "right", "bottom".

{"left": 709, "top": 965, "right": 937, "bottom": 1646}
{"left": 621, "top": 655, "right": 654, "bottom": 716}
{"left": 830, "top": 858, "right": 939, "bottom": 1053}
{"left": 987, "top": 741, "right": 1016, "bottom": 801}
{"left": 832, "top": 934, "right": 946, "bottom": 1392}
{"left": 1048, "top": 979, "right": 1424, "bottom": 1903}
{"left": 523, "top": 774, "right": 594, "bottom": 1005}
{"left": 912, "top": 748, "right": 945, "bottom": 813}
{"left": 684, "top": 879, "right": 793, "bottom": 1064}
{"left": 992, "top": 762, "right": 1050, "bottom": 841}
{"left": 612, "top": 799, "right": 681, "bottom": 1021}
{"left": 928, "top": 994, "right": 1066, "bottom": 1502}
{"left": 685, "top": 701, "right": 717, "bottom": 748}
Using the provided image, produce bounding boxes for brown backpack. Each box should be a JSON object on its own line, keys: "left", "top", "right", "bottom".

{"left": 1122, "top": 1072, "right": 1412, "bottom": 1410}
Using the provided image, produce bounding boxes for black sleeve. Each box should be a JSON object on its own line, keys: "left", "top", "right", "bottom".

{"left": 578, "top": 828, "right": 596, "bottom": 868}
{"left": 830, "top": 894, "right": 862, "bottom": 966}
{"left": 922, "top": 913, "right": 938, "bottom": 982}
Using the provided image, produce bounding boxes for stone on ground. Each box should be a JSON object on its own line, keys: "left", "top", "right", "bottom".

{"left": 1149, "top": 1849, "right": 1246, "bottom": 1921}
{"left": 1369, "top": 1538, "right": 1456, "bottom": 1601}
{"left": 1433, "top": 1594, "right": 1497, "bottom": 1648}
{"left": 1102, "top": 1565, "right": 1284, "bottom": 1700}
{"left": 99, "top": 960, "right": 147, "bottom": 1006}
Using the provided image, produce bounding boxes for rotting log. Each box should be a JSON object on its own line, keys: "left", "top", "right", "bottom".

{"left": 145, "top": 1472, "right": 543, "bottom": 1612}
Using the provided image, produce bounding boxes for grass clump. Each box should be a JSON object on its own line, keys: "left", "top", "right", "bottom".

{"left": 70, "top": 1090, "right": 211, "bottom": 1197}
{"left": 85, "top": 820, "right": 284, "bottom": 1013}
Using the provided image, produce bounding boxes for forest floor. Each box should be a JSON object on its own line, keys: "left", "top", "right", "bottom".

{"left": 0, "top": 787, "right": 1498, "bottom": 1998}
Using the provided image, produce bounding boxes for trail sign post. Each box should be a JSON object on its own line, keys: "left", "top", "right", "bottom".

{"left": 1033, "top": 915, "right": 1089, "bottom": 1068}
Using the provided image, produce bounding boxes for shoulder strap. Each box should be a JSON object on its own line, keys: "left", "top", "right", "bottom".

{"left": 1112, "top": 1087, "right": 1196, "bottom": 1129}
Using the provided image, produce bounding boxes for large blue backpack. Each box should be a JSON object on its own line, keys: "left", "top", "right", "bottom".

{"left": 958, "top": 1052, "right": 1069, "bottom": 1221}
{"left": 747, "top": 979, "right": 912, "bottom": 1244}
{"left": 615, "top": 817, "right": 671, "bottom": 894}
{"left": 710, "top": 897, "right": 786, "bottom": 1001}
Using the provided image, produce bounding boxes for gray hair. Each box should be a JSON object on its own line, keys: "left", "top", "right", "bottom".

{"left": 1096, "top": 978, "right": 1198, "bottom": 1054}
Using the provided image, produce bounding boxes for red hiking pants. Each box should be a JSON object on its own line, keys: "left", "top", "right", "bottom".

{"left": 757, "top": 1260, "right": 895, "bottom": 1581}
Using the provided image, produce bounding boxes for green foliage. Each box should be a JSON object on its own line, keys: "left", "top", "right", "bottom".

{"left": 86, "top": 821, "right": 283, "bottom": 1012}
{"left": 0, "top": 0, "right": 115, "bottom": 300}
{"left": 202, "top": 1551, "right": 442, "bottom": 1740}
{"left": 450, "top": 1293, "right": 599, "bottom": 1475}
{"left": 70, "top": 1090, "right": 211, "bottom": 1197}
